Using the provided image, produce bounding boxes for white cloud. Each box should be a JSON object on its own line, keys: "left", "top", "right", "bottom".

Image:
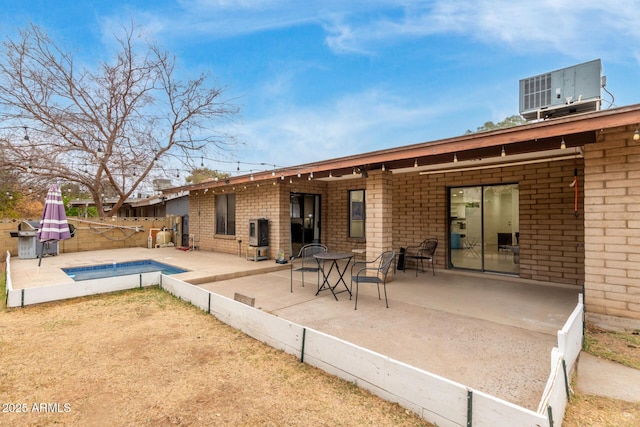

{"left": 317, "top": 1, "right": 640, "bottom": 61}
{"left": 97, "top": 1, "right": 640, "bottom": 62}
{"left": 234, "top": 87, "right": 464, "bottom": 166}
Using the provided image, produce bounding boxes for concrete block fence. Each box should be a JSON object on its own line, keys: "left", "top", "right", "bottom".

{"left": 1, "top": 217, "right": 173, "bottom": 257}
{"left": 4, "top": 253, "right": 583, "bottom": 426}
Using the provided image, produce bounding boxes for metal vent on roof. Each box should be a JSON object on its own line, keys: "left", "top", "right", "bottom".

{"left": 521, "top": 73, "right": 551, "bottom": 111}
{"left": 519, "top": 59, "right": 602, "bottom": 121}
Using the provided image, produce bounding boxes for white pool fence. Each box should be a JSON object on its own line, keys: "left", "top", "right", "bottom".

{"left": 4, "top": 251, "right": 584, "bottom": 426}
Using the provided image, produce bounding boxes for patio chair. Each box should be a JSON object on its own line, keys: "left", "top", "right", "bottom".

{"left": 497, "top": 233, "right": 513, "bottom": 254}
{"left": 404, "top": 238, "right": 437, "bottom": 276}
{"left": 351, "top": 241, "right": 366, "bottom": 261}
{"left": 290, "top": 243, "right": 328, "bottom": 293}
{"left": 350, "top": 250, "right": 396, "bottom": 310}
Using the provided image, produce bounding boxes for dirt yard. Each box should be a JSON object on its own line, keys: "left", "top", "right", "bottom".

{"left": 0, "top": 286, "right": 431, "bottom": 426}
{"left": 2, "top": 268, "right": 639, "bottom": 426}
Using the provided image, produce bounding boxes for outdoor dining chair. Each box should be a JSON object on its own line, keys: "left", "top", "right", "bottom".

{"left": 290, "top": 243, "right": 328, "bottom": 293}
{"left": 404, "top": 238, "right": 438, "bottom": 276}
{"left": 350, "top": 250, "right": 396, "bottom": 310}
{"left": 351, "top": 241, "right": 366, "bottom": 261}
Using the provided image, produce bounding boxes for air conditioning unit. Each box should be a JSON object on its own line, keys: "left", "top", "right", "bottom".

{"left": 152, "top": 178, "right": 173, "bottom": 191}
{"left": 519, "top": 59, "right": 602, "bottom": 121}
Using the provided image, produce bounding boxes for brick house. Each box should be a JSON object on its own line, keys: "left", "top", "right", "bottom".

{"left": 169, "top": 104, "right": 640, "bottom": 328}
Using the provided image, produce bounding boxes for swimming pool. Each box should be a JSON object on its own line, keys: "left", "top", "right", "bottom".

{"left": 63, "top": 260, "right": 188, "bottom": 281}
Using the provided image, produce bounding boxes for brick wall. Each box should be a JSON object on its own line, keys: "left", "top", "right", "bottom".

{"left": 1, "top": 217, "right": 173, "bottom": 256}
{"left": 392, "top": 158, "right": 584, "bottom": 284}
{"left": 190, "top": 179, "right": 328, "bottom": 260}
{"left": 325, "top": 177, "right": 366, "bottom": 253}
{"left": 183, "top": 157, "right": 584, "bottom": 287}
{"left": 584, "top": 125, "right": 640, "bottom": 322}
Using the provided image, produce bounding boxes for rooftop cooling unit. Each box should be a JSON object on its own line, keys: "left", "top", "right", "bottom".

{"left": 519, "top": 59, "right": 602, "bottom": 121}
{"left": 152, "top": 178, "right": 173, "bottom": 191}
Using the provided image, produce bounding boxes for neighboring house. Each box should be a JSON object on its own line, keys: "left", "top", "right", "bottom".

{"left": 68, "top": 192, "right": 189, "bottom": 219}
{"left": 128, "top": 192, "right": 189, "bottom": 218}
{"left": 129, "top": 192, "right": 190, "bottom": 246}
{"left": 166, "top": 104, "right": 640, "bottom": 329}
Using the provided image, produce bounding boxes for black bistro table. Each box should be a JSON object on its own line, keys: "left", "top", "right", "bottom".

{"left": 313, "top": 252, "right": 354, "bottom": 301}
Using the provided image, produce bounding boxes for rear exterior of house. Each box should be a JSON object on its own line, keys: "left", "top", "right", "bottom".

{"left": 189, "top": 158, "right": 584, "bottom": 284}
{"left": 180, "top": 106, "right": 640, "bottom": 329}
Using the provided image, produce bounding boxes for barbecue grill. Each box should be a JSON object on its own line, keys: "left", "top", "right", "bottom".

{"left": 9, "top": 220, "right": 59, "bottom": 259}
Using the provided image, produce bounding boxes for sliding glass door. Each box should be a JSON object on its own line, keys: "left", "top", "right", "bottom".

{"left": 290, "top": 193, "right": 321, "bottom": 256}
{"left": 449, "top": 184, "right": 519, "bottom": 274}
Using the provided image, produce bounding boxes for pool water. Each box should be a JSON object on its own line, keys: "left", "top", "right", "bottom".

{"left": 63, "top": 260, "right": 188, "bottom": 281}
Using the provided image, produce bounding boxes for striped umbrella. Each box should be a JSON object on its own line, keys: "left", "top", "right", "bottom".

{"left": 37, "top": 184, "right": 71, "bottom": 265}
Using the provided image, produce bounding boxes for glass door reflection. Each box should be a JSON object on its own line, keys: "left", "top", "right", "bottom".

{"left": 449, "top": 184, "right": 519, "bottom": 274}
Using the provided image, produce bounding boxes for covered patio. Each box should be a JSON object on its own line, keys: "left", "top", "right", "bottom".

{"left": 8, "top": 247, "right": 581, "bottom": 410}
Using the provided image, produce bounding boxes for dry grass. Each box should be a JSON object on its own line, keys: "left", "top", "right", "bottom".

{"left": 0, "top": 274, "right": 431, "bottom": 427}
{"left": 562, "top": 322, "right": 640, "bottom": 427}
{"left": 563, "top": 393, "right": 640, "bottom": 427}
{"left": 583, "top": 322, "right": 640, "bottom": 370}
{"left": 2, "top": 267, "right": 639, "bottom": 426}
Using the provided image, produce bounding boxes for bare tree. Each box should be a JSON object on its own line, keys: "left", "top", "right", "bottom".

{"left": 0, "top": 24, "right": 238, "bottom": 216}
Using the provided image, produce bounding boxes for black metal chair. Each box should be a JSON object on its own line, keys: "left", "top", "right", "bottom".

{"left": 351, "top": 241, "right": 366, "bottom": 261}
{"left": 404, "top": 238, "right": 437, "bottom": 276}
{"left": 290, "top": 243, "right": 328, "bottom": 293}
{"left": 350, "top": 250, "right": 395, "bottom": 310}
{"left": 497, "top": 233, "right": 513, "bottom": 253}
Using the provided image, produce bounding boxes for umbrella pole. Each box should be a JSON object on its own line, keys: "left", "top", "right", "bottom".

{"left": 38, "top": 242, "right": 44, "bottom": 266}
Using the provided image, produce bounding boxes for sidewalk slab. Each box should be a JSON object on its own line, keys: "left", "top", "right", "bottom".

{"left": 576, "top": 352, "right": 640, "bottom": 402}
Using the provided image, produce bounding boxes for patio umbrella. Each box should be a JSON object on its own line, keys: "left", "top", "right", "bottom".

{"left": 37, "top": 184, "right": 71, "bottom": 266}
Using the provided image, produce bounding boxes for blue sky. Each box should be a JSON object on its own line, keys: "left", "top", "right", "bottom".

{"left": 2, "top": 1, "right": 640, "bottom": 177}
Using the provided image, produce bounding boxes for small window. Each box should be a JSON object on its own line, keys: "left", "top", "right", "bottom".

{"left": 349, "top": 189, "right": 365, "bottom": 238}
{"left": 215, "top": 193, "right": 236, "bottom": 236}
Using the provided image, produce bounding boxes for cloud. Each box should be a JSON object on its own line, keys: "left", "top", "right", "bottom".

{"left": 234, "top": 87, "right": 462, "bottom": 167}
{"left": 97, "top": 1, "right": 639, "bottom": 66}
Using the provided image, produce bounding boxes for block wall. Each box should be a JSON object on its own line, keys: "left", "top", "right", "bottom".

{"left": 324, "top": 176, "right": 367, "bottom": 253}
{"left": 189, "top": 179, "right": 328, "bottom": 260}
{"left": 584, "top": 125, "right": 640, "bottom": 322}
{"left": 392, "top": 158, "right": 585, "bottom": 284}
{"left": 0, "top": 217, "right": 172, "bottom": 256}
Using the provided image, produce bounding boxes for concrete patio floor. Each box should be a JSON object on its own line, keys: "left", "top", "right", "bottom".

{"left": 9, "top": 247, "right": 582, "bottom": 410}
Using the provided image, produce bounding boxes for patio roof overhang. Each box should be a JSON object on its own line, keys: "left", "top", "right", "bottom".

{"left": 165, "top": 103, "right": 640, "bottom": 193}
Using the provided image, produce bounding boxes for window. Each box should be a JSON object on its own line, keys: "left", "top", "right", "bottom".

{"left": 349, "top": 190, "right": 365, "bottom": 238}
{"left": 215, "top": 193, "right": 236, "bottom": 236}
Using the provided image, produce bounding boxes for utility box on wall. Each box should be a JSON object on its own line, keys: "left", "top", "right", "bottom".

{"left": 249, "top": 218, "right": 268, "bottom": 247}
{"left": 519, "top": 59, "right": 602, "bottom": 120}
